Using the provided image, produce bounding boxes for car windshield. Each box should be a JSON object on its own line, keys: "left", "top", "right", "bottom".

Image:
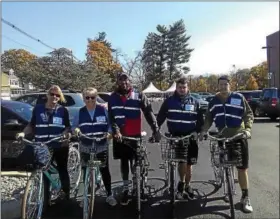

{"left": 2, "top": 101, "right": 33, "bottom": 121}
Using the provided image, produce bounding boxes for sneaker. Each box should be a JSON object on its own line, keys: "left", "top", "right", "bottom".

{"left": 176, "top": 182, "right": 185, "bottom": 200}
{"left": 120, "top": 190, "right": 130, "bottom": 206}
{"left": 184, "top": 185, "right": 195, "bottom": 200}
{"left": 106, "top": 195, "right": 117, "bottom": 206}
{"left": 240, "top": 196, "right": 253, "bottom": 213}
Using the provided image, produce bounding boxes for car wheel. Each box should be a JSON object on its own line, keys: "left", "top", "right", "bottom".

{"left": 254, "top": 107, "right": 261, "bottom": 117}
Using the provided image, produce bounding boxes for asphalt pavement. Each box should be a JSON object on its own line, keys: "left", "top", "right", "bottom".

{"left": 41, "top": 115, "right": 279, "bottom": 219}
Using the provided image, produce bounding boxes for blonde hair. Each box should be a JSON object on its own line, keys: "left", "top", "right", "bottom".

{"left": 47, "top": 85, "right": 66, "bottom": 103}
{"left": 82, "top": 87, "right": 97, "bottom": 97}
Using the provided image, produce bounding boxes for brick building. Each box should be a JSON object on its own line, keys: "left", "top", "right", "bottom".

{"left": 265, "top": 30, "right": 279, "bottom": 88}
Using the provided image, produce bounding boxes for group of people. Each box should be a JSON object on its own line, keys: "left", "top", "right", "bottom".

{"left": 16, "top": 72, "right": 253, "bottom": 214}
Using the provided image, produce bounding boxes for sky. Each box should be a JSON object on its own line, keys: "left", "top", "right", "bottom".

{"left": 1, "top": 2, "right": 279, "bottom": 76}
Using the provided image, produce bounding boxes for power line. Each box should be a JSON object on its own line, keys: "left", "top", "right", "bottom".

{"left": 1, "top": 34, "right": 46, "bottom": 55}
{"left": 2, "top": 18, "right": 81, "bottom": 62}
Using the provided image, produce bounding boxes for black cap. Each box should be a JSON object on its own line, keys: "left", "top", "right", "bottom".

{"left": 218, "top": 75, "right": 230, "bottom": 82}
{"left": 117, "top": 72, "right": 130, "bottom": 81}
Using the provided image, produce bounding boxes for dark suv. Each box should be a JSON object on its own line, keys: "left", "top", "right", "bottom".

{"left": 237, "top": 90, "right": 263, "bottom": 116}
{"left": 259, "top": 88, "right": 280, "bottom": 121}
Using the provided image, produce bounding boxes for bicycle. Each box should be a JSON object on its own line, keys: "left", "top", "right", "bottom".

{"left": 207, "top": 131, "right": 247, "bottom": 219}
{"left": 159, "top": 131, "right": 198, "bottom": 207}
{"left": 121, "top": 131, "right": 152, "bottom": 218}
{"left": 76, "top": 132, "right": 110, "bottom": 219}
{"left": 20, "top": 136, "right": 81, "bottom": 219}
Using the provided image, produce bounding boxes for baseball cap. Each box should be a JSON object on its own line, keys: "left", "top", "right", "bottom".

{"left": 117, "top": 72, "right": 130, "bottom": 81}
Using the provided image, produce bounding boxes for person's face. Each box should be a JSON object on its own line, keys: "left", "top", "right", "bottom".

{"left": 47, "top": 89, "right": 61, "bottom": 105}
{"left": 176, "top": 83, "right": 188, "bottom": 96}
{"left": 218, "top": 79, "right": 230, "bottom": 93}
{"left": 118, "top": 76, "right": 130, "bottom": 90}
{"left": 83, "top": 92, "right": 96, "bottom": 107}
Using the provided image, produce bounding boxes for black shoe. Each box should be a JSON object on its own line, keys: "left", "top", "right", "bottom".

{"left": 176, "top": 182, "right": 185, "bottom": 200}
{"left": 121, "top": 190, "right": 130, "bottom": 206}
{"left": 184, "top": 185, "right": 195, "bottom": 200}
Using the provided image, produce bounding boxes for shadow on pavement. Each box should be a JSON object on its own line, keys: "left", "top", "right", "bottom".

{"left": 253, "top": 117, "right": 279, "bottom": 123}
{"left": 43, "top": 179, "right": 231, "bottom": 219}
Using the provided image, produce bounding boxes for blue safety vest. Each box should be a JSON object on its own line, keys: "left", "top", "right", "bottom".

{"left": 166, "top": 95, "right": 198, "bottom": 134}
{"left": 109, "top": 91, "right": 141, "bottom": 128}
{"left": 78, "top": 105, "right": 108, "bottom": 146}
{"left": 209, "top": 92, "right": 245, "bottom": 128}
{"left": 34, "top": 104, "right": 65, "bottom": 148}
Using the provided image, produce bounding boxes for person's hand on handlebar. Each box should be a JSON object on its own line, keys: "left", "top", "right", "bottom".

{"left": 242, "top": 129, "right": 251, "bottom": 139}
{"left": 106, "top": 132, "right": 113, "bottom": 140}
{"left": 74, "top": 128, "right": 81, "bottom": 137}
{"left": 198, "top": 131, "right": 206, "bottom": 141}
{"left": 114, "top": 131, "right": 122, "bottom": 142}
{"left": 16, "top": 132, "right": 25, "bottom": 140}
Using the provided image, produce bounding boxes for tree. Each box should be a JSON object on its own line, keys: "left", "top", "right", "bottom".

{"left": 86, "top": 40, "right": 122, "bottom": 81}
{"left": 250, "top": 61, "right": 268, "bottom": 89}
{"left": 166, "top": 19, "right": 194, "bottom": 82}
{"left": 1, "top": 49, "right": 37, "bottom": 82}
{"left": 92, "top": 31, "right": 116, "bottom": 52}
{"left": 246, "top": 74, "right": 259, "bottom": 90}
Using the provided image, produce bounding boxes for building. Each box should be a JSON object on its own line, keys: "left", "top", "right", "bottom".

{"left": 266, "top": 30, "right": 279, "bottom": 88}
{"left": 1, "top": 72, "right": 11, "bottom": 100}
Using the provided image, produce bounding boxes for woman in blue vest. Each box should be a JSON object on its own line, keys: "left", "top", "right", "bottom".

{"left": 17, "top": 85, "right": 72, "bottom": 201}
{"left": 201, "top": 75, "right": 254, "bottom": 213}
{"left": 73, "top": 87, "right": 117, "bottom": 206}
{"left": 157, "top": 76, "right": 204, "bottom": 200}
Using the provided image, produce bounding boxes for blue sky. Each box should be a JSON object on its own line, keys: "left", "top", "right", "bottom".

{"left": 2, "top": 2, "right": 279, "bottom": 75}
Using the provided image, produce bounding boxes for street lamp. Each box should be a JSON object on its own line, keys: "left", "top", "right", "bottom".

{"left": 262, "top": 46, "right": 274, "bottom": 87}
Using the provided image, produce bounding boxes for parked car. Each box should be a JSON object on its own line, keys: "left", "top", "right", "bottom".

{"left": 190, "top": 93, "right": 209, "bottom": 114}
{"left": 259, "top": 87, "right": 280, "bottom": 121}
{"left": 14, "top": 90, "right": 107, "bottom": 125}
{"left": 197, "top": 92, "right": 213, "bottom": 101}
{"left": 205, "top": 95, "right": 215, "bottom": 103}
{"left": 237, "top": 90, "right": 263, "bottom": 117}
{"left": 1, "top": 100, "right": 33, "bottom": 170}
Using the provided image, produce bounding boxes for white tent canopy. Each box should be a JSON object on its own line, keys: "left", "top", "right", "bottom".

{"left": 142, "top": 82, "right": 163, "bottom": 93}
{"left": 164, "top": 81, "right": 176, "bottom": 93}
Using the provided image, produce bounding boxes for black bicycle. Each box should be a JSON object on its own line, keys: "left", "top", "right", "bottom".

{"left": 207, "top": 131, "right": 248, "bottom": 219}
{"left": 121, "top": 131, "right": 152, "bottom": 218}
{"left": 159, "top": 131, "right": 198, "bottom": 207}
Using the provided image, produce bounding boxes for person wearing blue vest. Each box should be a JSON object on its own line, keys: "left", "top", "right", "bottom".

{"left": 72, "top": 87, "right": 117, "bottom": 206}
{"left": 17, "top": 85, "right": 72, "bottom": 201}
{"left": 156, "top": 76, "right": 204, "bottom": 200}
{"left": 200, "top": 75, "right": 254, "bottom": 213}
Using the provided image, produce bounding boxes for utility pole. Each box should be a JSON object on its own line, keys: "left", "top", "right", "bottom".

{"left": 262, "top": 46, "right": 273, "bottom": 87}
{"left": 232, "top": 64, "right": 238, "bottom": 91}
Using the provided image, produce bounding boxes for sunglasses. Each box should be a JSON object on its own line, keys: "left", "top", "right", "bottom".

{"left": 85, "top": 96, "right": 96, "bottom": 100}
{"left": 49, "top": 93, "right": 60, "bottom": 98}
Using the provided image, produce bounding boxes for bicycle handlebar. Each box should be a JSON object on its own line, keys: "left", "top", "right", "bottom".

{"left": 207, "top": 132, "right": 246, "bottom": 141}
{"left": 18, "top": 135, "right": 64, "bottom": 146}
{"left": 77, "top": 132, "right": 107, "bottom": 141}
{"left": 160, "top": 131, "right": 198, "bottom": 141}
{"left": 120, "top": 131, "right": 147, "bottom": 142}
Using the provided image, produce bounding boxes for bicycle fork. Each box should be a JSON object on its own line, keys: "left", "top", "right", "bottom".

{"left": 222, "top": 166, "right": 237, "bottom": 196}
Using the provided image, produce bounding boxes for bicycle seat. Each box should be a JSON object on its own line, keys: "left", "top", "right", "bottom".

{"left": 141, "top": 131, "right": 147, "bottom": 137}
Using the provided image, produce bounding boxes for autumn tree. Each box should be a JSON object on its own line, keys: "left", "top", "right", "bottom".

{"left": 250, "top": 61, "right": 268, "bottom": 89}
{"left": 246, "top": 74, "right": 259, "bottom": 90}
{"left": 1, "top": 49, "right": 37, "bottom": 83}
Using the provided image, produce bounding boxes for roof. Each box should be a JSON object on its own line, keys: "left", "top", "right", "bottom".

{"left": 142, "top": 82, "right": 163, "bottom": 93}
{"left": 164, "top": 82, "right": 176, "bottom": 93}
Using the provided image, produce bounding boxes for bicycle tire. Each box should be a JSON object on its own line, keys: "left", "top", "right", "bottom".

{"left": 21, "top": 171, "right": 47, "bottom": 219}
{"left": 136, "top": 166, "right": 141, "bottom": 216}
{"left": 83, "top": 168, "right": 96, "bottom": 219}
{"left": 169, "top": 163, "right": 175, "bottom": 205}
{"left": 68, "top": 146, "right": 82, "bottom": 194}
{"left": 225, "top": 167, "right": 235, "bottom": 219}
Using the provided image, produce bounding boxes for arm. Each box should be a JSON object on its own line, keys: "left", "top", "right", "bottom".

{"left": 195, "top": 101, "right": 205, "bottom": 133}
{"left": 140, "top": 92, "right": 159, "bottom": 132}
{"left": 156, "top": 98, "right": 169, "bottom": 129}
{"left": 242, "top": 96, "right": 254, "bottom": 131}
{"left": 201, "top": 104, "right": 214, "bottom": 132}
{"left": 108, "top": 97, "right": 121, "bottom": 134}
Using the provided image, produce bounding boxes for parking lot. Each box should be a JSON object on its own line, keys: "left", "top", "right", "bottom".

{"left": 42, "top": 117, "right": 279, "bottom": 219}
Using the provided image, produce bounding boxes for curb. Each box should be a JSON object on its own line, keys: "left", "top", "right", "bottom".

{"left": 1, "top": 171, "right": 31, "bottom": 177}
{"left": 1, "top": 199, "right": 21, "bottom": 219}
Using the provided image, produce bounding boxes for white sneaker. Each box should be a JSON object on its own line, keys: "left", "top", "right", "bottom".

{"left": 106, "top": 195, "right": 117, "bottom": 206}
{"left": 241, "top": 196, "right": 253, "bottom": 213}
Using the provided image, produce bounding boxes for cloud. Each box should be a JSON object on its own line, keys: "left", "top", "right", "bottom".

{"left": 188, "top": 12, "right": 279, "bottom": 76}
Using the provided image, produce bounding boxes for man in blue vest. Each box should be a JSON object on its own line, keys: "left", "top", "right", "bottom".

{"left": 108, "top": 72, "right": 160, "bottom": 205}
{"left": 17, "top": 85, "right": 72, "bottom": 202}
{"left": 200, "top": 75, "right": 253, "bottom": 213}
{"left": 72, "top": 87, "right": 117, "bottom": 206}
{"left": 156, "top": 76, "right": 204, "bottom": 200}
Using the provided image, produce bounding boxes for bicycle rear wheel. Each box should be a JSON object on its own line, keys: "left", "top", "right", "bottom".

{"left": 225, "top": 167, "right": 235, "bottom": 219}
{"left": 83, "top": 168, "right": 96, "bottom": 219}
{"left": 169, "top": 162, "right": 176, "bottom": 205}
{"left": 21, "top": 171, "right": 47, "bottom": 219}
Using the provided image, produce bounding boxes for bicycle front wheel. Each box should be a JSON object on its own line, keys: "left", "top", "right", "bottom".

{"left": 135, "top": 165, "right": 141, "bottom": 217}
{"left": 169, "top": 162, "right": 176, "bottom": 205}
{"left": 21, "top": 171, "right": 47, "bottom": 219}
{"left": 83, "top": 168, "right": 96, "bottom": 219}
{"left": 225, "top": 167, "right": 235, "bottom": 219}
